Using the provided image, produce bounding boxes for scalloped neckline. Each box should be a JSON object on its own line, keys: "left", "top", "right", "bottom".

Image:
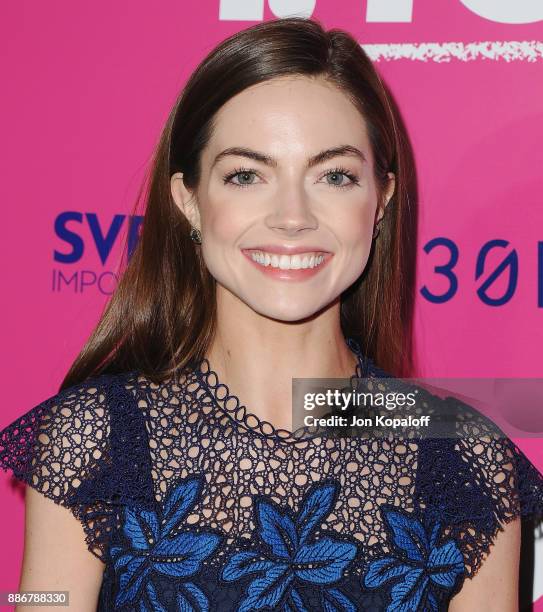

{"left": 192, "top": 336, "right": 371, "bottom": 444}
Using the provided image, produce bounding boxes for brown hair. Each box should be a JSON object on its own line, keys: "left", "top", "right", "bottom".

{"left": 60, "top": 16, "right": 418, "bottom": 390}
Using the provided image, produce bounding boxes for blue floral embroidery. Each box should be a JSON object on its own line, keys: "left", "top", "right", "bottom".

{"left": 110, "top": 475, "right": 221, "bottom": 611}
{"left": 221, "top": 480, "right": 358, "bottom": 611}
{"left": 363, "top": 506, "right": 465, "bottom": 611}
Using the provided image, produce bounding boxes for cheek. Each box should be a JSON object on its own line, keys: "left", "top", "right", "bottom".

{"left": 332, "top": 203, "right": 376, "bottom": 285}
{"left": 200, "top": 188, "right": 256, "bottom": 242}
{"left": 198, "top": 202, "right": 252, "bottom": 275}
{"left": 201, "top": 203, "right": 240, "bottom": 242}
{"left": 333, "top": 203, "right": 374, "bottom": 249}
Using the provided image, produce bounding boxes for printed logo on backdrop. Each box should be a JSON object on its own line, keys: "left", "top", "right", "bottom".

{"left": 53, "top": 212, "right": 143, "bottom": 295}
{"left": 219, "top": 0, "right": 543, "bottom": 62}
{"left": 422, "top": 239, "right": 543, "bottom": 309}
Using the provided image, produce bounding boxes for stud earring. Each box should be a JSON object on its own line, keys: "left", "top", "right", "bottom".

{"left": 190, "top": 227, "right": 202, "bottom": 244}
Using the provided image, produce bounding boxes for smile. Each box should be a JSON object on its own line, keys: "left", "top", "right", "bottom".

{"left": 241, "top": 248, "right": 333, "bottom": 281}
{"left": 248, "top": 250, "right": 326, "bottom": 270}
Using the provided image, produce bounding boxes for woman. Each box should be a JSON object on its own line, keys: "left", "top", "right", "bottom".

{"left": 1, "top": 17, "right": 542, "bottom": 612}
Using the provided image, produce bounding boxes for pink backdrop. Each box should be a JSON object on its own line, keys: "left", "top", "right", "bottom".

{"left": 1, "top": 0, "right": 542, "bottom": 607}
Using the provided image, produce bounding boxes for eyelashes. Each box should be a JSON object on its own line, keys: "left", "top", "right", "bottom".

{"left": 221, "top": 166, "right": 360, "bottom": 189}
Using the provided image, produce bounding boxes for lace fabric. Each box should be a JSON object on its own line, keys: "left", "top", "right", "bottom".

{"left": 0, "top": 373, "right": 156, "bottom": 560}
{"left": 0, "top": 337, "right": 542, "bottom": 611}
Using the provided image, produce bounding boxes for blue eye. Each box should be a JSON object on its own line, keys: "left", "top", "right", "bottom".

{"left": 323, "top": 168, "right": 360, "bottom": 189}
{"left": 222, "top": 168, "right": 258, "bottom": 188}
{"left": 222, "top": 166, "right": 360, "bottom": 189}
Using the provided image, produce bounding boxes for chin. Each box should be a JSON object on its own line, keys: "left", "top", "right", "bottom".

{"left": 248, "top": 298, "right": 333, "bottom": 323}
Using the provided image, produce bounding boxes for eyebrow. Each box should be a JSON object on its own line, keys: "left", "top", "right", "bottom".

{"left": 211, "top": 145, "right": 367, "bottom": 169}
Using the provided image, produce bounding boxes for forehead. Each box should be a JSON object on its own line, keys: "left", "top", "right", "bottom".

{"left": 204, "top": 75, "right": 371, "bottom": 162}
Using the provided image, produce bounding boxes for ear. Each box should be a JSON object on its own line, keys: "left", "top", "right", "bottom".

{"left": 376, "top": 172, "right": 396, "bottom": 223}
{"left": 170, "top": 172, "right": 201, "bottom": 230}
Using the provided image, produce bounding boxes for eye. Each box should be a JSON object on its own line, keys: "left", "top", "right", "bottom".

{"left": 321, "top": 167, "right": 360, "bottom": 189}
{"left": 222, "top": 167, "right": 260, "bottom": 188}
{"left": 222, "top": 166, "right": 360, "bottom": 189}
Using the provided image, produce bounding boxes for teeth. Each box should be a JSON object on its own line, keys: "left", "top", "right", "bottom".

{"left": 249, "top": 251, "right": 326, "bottom": 270}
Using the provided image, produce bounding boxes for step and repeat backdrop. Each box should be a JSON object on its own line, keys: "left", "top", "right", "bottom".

{"left": 1, "top": 0, "right": 542, "bottom": 607}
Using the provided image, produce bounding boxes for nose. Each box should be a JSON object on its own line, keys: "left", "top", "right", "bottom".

{"left": 264, "top": 181, "right": 318, "bottom": 236}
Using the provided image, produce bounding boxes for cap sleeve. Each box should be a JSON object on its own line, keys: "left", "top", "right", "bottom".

{"left": 415, "top": 394, "right": 543, "bottom": 580}
{"left": 0, "top": 373, "right": 155, "bottom": 561}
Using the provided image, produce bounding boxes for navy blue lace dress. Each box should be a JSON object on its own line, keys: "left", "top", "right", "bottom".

{"left": 1, "top": 337, "right": 543, "bottom": 611}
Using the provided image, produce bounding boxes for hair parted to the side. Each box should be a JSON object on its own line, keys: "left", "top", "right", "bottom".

{"left": 60, "top": 16, "right": 418, "bottom": 391}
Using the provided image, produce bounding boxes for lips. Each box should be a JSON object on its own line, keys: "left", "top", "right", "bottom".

{"left": 241, "top": 245, "right": 333, "bottom": 278}
{"left": 242, "top": 244, "right": 331, "bottom": 256}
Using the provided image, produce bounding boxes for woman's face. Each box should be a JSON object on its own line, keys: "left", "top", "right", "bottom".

{"left": 171, "top": 75, "right": 395, "bottom": 322}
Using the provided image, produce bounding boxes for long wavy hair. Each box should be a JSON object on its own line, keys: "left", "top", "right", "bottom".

{"left": 60, "top": 17, "right": 418, "bottom": 390}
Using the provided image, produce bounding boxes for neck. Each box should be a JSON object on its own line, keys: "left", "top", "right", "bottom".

{"left": 203, "top": 289, "right": 361, "bottom": 431}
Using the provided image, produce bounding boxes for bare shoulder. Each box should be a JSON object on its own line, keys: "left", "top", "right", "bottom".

{"left": 16, "top": 486, "right": 105, "bottom": 611}
{"left": 449, "top": 516, "right": 521, "bottom": 611}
